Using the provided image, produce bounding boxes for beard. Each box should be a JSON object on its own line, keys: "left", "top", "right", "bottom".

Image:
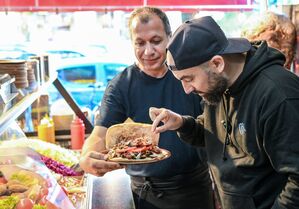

{"left": 195, "top": 70, "right": 228, "bottom": 106}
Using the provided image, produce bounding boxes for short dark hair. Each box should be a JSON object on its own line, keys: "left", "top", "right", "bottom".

{"left": 128, "top": 7, "right": 172, "bottom": 39}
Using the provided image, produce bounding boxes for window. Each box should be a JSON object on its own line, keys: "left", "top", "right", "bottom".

{"left": 104, "top": 64, "right": 126, "bottom": 82}
{"left": 46, "top": 50, "right": 85, "bottom": 59}
{"left": 57, "top": 66, "right": 96, "bottom": 83}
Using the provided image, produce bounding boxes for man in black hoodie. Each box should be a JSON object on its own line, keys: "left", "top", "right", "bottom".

{"left": 149, "top": 16, "right": 299, "bottom": 209}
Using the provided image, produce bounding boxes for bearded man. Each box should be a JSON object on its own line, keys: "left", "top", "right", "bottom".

{"left": 149, "top": 16, "right": 299, "bottom": 209}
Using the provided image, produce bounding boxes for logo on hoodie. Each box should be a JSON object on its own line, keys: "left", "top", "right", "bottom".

{"left": 238, "top": 123, "right": 246, "bottom": 135}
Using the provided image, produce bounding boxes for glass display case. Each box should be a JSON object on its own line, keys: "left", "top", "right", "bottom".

{"left": 0, "top": 78, "right": 81, "bottom": 209}
{"left": 0, "top": 78, "right": 54, "bottom": 140}
{"left": 0, "top": 77, "right": 135, "bottom": 209}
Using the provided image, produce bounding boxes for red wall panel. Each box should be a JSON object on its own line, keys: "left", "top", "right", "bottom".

{"left": 0, "top": 0, "right": 35, "bottom": 7}
{"left": 147, "top": 0, "right": 249, "bottom": 6}
{"left": 39, "top": 0, "right": 143, "bottom": 7}
{"left": 0, "top": 0, "right": 254, "bottom": 11}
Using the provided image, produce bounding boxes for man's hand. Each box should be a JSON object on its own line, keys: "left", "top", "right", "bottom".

{"left": 79, "top": 151, "right": 123, "bottom": 177}
{"left": 149, "top": 107, "right": 184, "bottom": 133}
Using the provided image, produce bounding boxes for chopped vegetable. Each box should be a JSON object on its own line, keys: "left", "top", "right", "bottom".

{"left": 0, "top": 139, "right": 80, "bottom": 167}
{"left": 27, "top": 184, "right": 42, "bottom": 201}
{"left": 33, "top": 204, "right": 47, "bottom": 209}
{"left": 41, "top": 155, "right": 82, "bottom": 176}
{"left": 10, "top": 171, "right": 39, "bottom": 187}
{"left": 108, "top": 138, "right": 162, "bottom": 160}
{"left": 0, "top": 196, "right": 19, "bottom": 209}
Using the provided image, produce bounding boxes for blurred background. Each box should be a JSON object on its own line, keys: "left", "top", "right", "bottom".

{"left": 0, "top": 0, "right": 298, "bottom": 136}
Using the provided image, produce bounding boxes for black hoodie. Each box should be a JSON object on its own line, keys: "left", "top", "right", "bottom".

{"left": 178, "top": 42, "right": 299, "bottom": 209}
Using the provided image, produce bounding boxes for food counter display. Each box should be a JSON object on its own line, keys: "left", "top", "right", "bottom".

{"left": 0, "top": 147, "right": 76, "bottom": 209}
{"left": 0, "top": 78, "right": 135, "bottom": 209}
{"left": 0, "top": 141, "right": 136, "bottom": 209}
{"left": 0, "top": 77, "right": 87, "bottom": 208}
{"left": 0, "top": 139, "right": 87, "bottom": 208}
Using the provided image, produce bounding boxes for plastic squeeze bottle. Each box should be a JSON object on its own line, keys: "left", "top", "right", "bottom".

{"left": 70, "top": 116, "right": 85, "bottom": 150}
{"left": 37, "top": 115, "right": 55, "bottom": 143}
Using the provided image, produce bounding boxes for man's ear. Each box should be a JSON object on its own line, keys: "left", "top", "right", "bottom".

{"left": 209, "top": 55, "right": 225, "bottom": 73}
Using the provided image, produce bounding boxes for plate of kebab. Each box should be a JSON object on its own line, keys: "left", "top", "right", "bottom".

{"left": 105, "top": 122, "right": 171, "bottom": 164}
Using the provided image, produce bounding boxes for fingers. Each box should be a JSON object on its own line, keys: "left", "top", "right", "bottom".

{"left": 149, "top": 107, "right": 159, "bottom": 122}
{"left": 149, "top": 107, "right": 161, "bottom": 132}
{"left": 89, "top": 151, "right": 107, "bottom": 160}
{"left": 92, "top": 160, "right": 121, "bottom": 170}
{"left": 153, "top": 117, "right": 172, "bottom": 134}
{"left": 149, "top": 107, "right": 183, "bottom": 133}
{"left": 80, "top": 151, "right": 124, "bottom": 177}
{"left": 92, "top": 161, "right": 124, "bottom": 177}
{"left": 151, "top": 108, "right": 169, "bottom": 133}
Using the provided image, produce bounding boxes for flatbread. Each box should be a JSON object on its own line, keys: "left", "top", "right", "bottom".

{"left": 105, "top": 122, "right": 171, "bottom": 164}
{"left": 108, "top": 148, "right": 171, "bottom": 164}
{"left": 105, "top": 122, "right": 159, "bottom": 149}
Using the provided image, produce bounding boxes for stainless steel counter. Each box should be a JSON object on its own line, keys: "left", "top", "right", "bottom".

{"left": 86, "top": 169, "right": 135, "bottom": 209}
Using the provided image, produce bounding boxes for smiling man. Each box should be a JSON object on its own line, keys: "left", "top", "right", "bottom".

{"left": 79, "top": 7, "right": 214, "bottom": 209}
{"left": 150, "top": 16, "right": 299, "bottom": 209}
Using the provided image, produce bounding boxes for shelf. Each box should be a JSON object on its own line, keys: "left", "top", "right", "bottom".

{"left": 0, "top": 79, "right": 54, "bottom": 136}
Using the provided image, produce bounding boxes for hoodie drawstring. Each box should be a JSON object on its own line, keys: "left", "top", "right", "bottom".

{"left": 221, "top": 93, "right": 232, "bottom": 161}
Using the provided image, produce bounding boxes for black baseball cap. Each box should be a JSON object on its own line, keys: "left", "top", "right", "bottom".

{"left": 167, "top": 16, "right": 251, "bottom": 70}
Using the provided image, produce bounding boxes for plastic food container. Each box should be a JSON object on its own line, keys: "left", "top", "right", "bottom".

{"left": 0, "top": 147, "right": 75, "bottom": 209}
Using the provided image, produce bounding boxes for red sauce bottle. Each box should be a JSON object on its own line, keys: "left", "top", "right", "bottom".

{"left": 70, "top": 116, "right": 85, "bottom": 150}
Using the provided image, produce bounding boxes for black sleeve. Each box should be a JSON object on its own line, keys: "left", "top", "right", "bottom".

{"left": 177, "top": 115, "right": 205, "bottom": 147}
{"left": 263, "top": 99, "right": 299, "bottom": 209}
{"left": 95, "top": 82, "right": 127, "bottom": 128}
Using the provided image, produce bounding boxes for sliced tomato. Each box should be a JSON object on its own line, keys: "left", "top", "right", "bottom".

{"left": 129, "top": 146, "right": 151, "bottom": 153}
{"left": 0, "top": 177, "right": 7, "bottom": 184}
{"left": 0, "top": 171, "right": 7, "bottom": 184}
{"left": 116, "top": 147, "right": 137, "bottom": 153}
{"left": 38, "top": 196, "right": 47, "bottom": 205}
{"left": 15, "top": 198, "right": 34, "bottom": 209}
{"left": 40, "top": 187, "right": 49, "bottom": 198}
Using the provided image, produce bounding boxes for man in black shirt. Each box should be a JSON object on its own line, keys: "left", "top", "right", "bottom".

{"left": 79, "top": 7, "right": 214, "bottom": 209}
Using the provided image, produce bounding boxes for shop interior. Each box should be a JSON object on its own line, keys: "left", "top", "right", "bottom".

{"left": 0, "top": 0, "right": 298, "bottom": 208}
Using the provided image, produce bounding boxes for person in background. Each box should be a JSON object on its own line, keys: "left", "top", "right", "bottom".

{"left": 241, "top": 11, "right": 297, "bottom": 70}
{"left": 149, "top": 16, "right": 299, "bottom": 209}
{"left": 79, "top": 7, "right": 214, "bottom": 209}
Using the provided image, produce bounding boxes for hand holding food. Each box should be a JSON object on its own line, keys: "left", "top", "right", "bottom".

{"left": 79, "top": 151, "right": 122, "bottom": 177}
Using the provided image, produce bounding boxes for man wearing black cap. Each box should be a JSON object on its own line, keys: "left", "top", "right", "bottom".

{"left": 150, "top": 16, "right": 299, "bottom": 209}
{"left": 80, "top": 8, "right": 215, "bottom": 209}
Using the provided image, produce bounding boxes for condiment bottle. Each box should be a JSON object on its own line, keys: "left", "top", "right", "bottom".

{"left": 70, "top": 116, "right": 85, "bottom": 150}
{"left": 38, "top": 115, "right": 55, "bottom": 143}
